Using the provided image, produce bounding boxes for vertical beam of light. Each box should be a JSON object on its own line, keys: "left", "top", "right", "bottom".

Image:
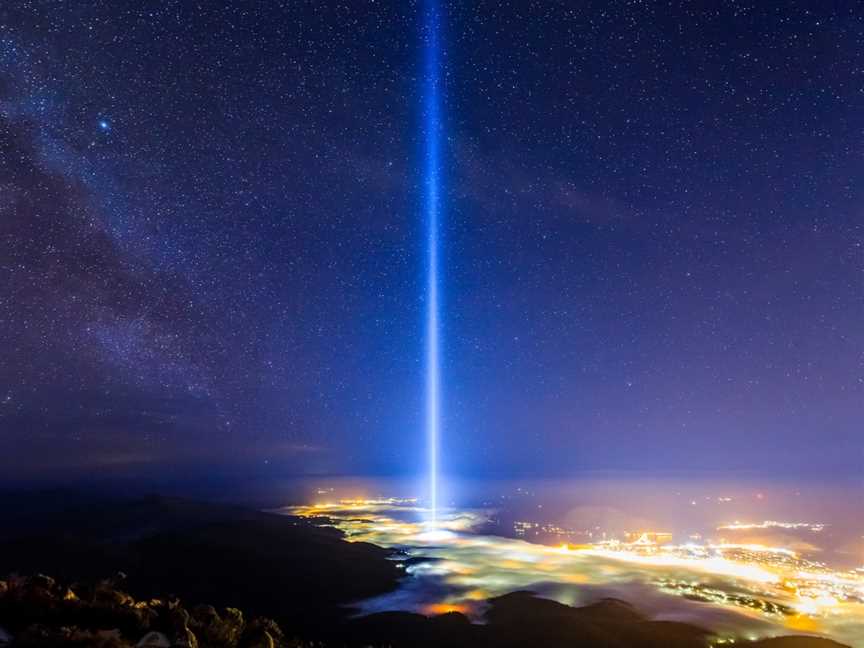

{"left": 423, "top": 0, "right": 442, "bottom": 523}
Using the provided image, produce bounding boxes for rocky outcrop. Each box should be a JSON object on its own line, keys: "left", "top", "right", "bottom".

{"left": 0, "top": 575, "right": 297, "bottom": 648}
{"left": 0, "top": 493, "right": 401, "bottom": 635}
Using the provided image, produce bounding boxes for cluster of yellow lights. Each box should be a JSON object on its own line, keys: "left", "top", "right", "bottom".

{"left": 284, "top": 499, "right": 864, "bottom": 646}
{"left": 306, "top": 497, "right": 419, "bottom": 509}
{"left": 718, "top": 520, "right": 826, "bottom": 532}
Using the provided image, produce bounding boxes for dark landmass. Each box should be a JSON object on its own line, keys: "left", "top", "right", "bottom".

{"left": 747, "top": 640, "right": 850, "bottom": 648}
{"left": 0, "top": 492, "right": 850, "bottom": 647}
{"left": 0, "top": 574, "right": 288, "bottom": 647}
{"left": 0, "top": 491, "right": 398, "bottom": 635}
{"left": 348, "top": 592, "right": 850, "bottom": 648}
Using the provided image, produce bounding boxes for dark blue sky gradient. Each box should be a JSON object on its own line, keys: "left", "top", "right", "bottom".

{"left": 1, "top": 1, "right": 861, "bottom": 482}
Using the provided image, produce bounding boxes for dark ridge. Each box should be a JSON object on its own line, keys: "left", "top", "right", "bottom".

{"left": 0, "top": 491, "right": 400, "bottom": 635}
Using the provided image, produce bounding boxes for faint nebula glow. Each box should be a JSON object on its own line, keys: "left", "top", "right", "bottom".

{"left": 423, "top": 0, "right": 443, "bottom": 522}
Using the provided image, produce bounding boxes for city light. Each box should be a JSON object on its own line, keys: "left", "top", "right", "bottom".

{"left": 285, "top": 499, "right": 864, "bottom": 646}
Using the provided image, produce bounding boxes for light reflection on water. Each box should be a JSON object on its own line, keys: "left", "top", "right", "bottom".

{"left": 277, "top": 490, "right": 864, "bottom": 647}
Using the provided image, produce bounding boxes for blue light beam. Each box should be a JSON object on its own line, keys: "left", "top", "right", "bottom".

{"left": 423, "top": 0, "right": 443, "bottom": 523}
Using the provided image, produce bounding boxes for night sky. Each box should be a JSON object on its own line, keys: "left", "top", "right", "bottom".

{"left": 1, "top": 1, "right": 861, "bottom": 483}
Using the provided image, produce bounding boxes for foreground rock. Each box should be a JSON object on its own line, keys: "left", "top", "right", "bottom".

{"left": 0, "top": 492, "right": 400, "bottom": 634}
{"left": 0, "top": 574, "right": 296, "bottom": 647}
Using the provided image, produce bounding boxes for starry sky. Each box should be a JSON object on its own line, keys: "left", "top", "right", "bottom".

{"left": 1, "top": 1, "right": 862, "bottom": 483}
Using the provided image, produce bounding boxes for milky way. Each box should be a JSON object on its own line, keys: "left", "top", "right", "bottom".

{"left": 1, "top": 2, "right": 862, "bottom": 482}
